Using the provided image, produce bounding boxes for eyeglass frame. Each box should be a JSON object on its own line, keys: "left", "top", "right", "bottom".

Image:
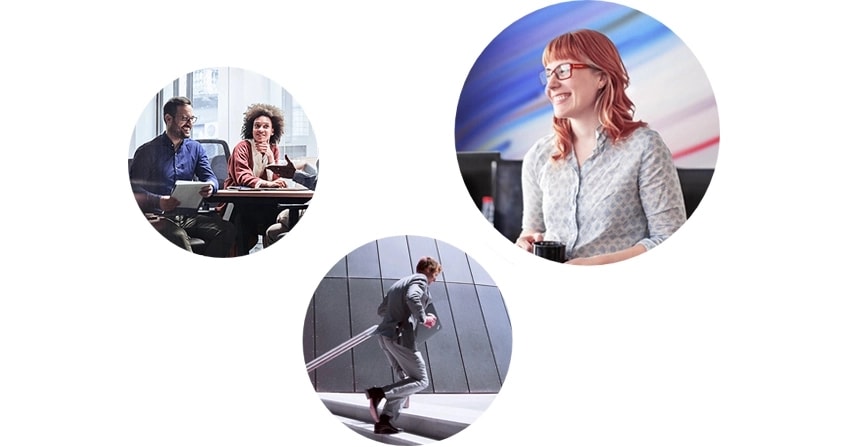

{"left": 171, "top": 114, "right": 198, "bottom": 124}
{"left": 539, "top": 63, "right": 595, "bottom": 85}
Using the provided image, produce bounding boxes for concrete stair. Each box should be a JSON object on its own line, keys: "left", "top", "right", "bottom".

{"left": 318, "top": 393, "right": 496, "bottom": 445}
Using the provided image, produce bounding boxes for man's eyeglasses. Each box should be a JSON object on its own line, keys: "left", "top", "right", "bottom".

{"left": 539, "top": 63, "right": 594, "bottom": 85}
{"left": 175, "top": 115, "right": 198, "bottom": 124}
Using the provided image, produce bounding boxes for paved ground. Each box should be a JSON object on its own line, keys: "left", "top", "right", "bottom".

{"left": 318, "top": 392, "right": 498, "bottom": 424}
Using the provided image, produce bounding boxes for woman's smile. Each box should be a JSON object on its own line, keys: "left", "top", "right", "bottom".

{"left": 252, "top": 115, "right": 274, "bottom": 143}
{"left": 550, "top": 92, "right": 572, "bottom": 104}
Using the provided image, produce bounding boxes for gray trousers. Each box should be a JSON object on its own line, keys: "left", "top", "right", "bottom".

{"left": 377, "top": 335, "right": 429, "bottom": 421}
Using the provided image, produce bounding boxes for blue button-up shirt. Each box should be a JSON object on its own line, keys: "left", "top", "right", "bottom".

{"left": 129, "top": 133, "right": 219, "bottom": 213}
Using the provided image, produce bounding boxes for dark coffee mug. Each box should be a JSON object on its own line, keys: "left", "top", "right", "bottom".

{"left": 533, "top": 240, "right": 566, "bottom": 263}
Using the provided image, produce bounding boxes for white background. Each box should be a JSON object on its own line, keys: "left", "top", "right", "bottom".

{"left": 1, "top": 1, "right": 846, "bottom": 445}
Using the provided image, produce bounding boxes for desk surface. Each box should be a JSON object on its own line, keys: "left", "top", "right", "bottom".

{"left": 211, "top": 188, "right": 313, "bottom": 200}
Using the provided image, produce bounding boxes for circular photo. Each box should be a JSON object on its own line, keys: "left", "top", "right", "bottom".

{"left": 127, "top": 66, "right": 319, "bottom": 258}
{"left": 454, "top": 0, "right": 719, "bottom": 265}
{"left": 303, "top": 235, "right": 512, "bottom": 444}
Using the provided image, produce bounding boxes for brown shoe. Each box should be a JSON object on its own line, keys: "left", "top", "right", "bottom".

{"left": 365, "top": 387, "right": 385, "bottom": 423}
{"left": 374, "top": 415, "right": 401, "bottom": 435}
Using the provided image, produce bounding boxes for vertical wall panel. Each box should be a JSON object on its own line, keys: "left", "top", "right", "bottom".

{"left": 349, "top": 278, "right": 392, "bottom": 392}
{"left": 325, "top": 256, "right": 347, "bottom": 278}
{"left": 377, "top": 236, "right": 413, "bottom": 280}
{"left": 423, "top": 280, "right": 469, "bottom": 393}
{"left": 437, "top": 240, "right": 474, "bottom": 284}
{"left": 347, "top": 241, "right": 380, "bottom": 278}
{"left": 468, "top": 256, "right": 496, "bottom": 286}
{"left": 477, "top": 285, "right": 512, "bottom": 383}
{"left": 304, "top": 294, "right": 316, "bottom": 385}
{"left": 313, "top": 277, "right": 353, "bottom": 391}
{"left": 448, "top": 283, "right": 502, "bottom": 392}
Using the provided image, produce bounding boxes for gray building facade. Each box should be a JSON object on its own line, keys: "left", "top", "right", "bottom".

{"left": 303, "top": 235, "right": 512, "bottom": 394}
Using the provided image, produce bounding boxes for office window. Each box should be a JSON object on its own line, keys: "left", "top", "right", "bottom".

{"left": 128, "top": 67, "right": 317, "bottom": 159}
{"left": 291, "top": 104, "right": 309, "bottom": 137}
{"left": 191, "top": 68, "right": 221, "bottom": 140}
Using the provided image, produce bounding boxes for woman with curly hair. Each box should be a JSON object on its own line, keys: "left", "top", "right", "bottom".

{"left": 516, "top": 29, "right": 686, "bottom": 265}
{"left": 224, "top": 103, "right": 294, "bottom": 255}
{"left": 225, "top": 103, "right": 289, "bottom": 190}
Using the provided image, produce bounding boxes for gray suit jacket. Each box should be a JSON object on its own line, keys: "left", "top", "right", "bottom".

{"left": 375, "top": 273, "right": 431, "bottom": 349}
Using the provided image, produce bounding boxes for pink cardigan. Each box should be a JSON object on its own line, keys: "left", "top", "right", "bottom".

{"left": 224, "top": 139, "right": 281, "bottom": 189}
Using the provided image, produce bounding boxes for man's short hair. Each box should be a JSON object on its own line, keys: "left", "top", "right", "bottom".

{"left": 415, "top": 256, "right": 442, "bottom": 277}
{"left": 163, "top": 96, "right": 192, "bottom": 119}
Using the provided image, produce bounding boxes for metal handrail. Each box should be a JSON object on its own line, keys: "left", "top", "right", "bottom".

{"left": 305, "top": 324, "right": 379, "bottom": 373}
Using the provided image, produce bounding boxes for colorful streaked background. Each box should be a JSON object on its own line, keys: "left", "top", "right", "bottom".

{"left": 455, "top": 0, "right": 719, "bottom": 169}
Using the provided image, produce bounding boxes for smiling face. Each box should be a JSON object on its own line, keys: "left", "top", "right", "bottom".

{"left": 252, "top": 115, "right": 274, "bottom": 144}
{"left": 165, "top": 104, "right": 194, "bottom": 141}
{"left": 544, "top": 59, "right": 605, "bottom": 123}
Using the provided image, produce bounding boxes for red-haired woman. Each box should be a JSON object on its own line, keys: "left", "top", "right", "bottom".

{"left": 516, "top": 29, "right": 686, "bottom": 265}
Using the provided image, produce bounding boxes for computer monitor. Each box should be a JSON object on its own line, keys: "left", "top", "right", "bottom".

{"left": 456, "top": 151, "right": 500, "bottom": 209}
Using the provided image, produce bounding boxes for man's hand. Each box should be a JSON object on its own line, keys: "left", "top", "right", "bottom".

{"left": 199, "top": 184, "right": 214, "bottom": 198}
{"left": 267, "top": 154, "right": 297, "bottom": 179}
{"left": 423, "top": 313, "right": 437, "bottom": 329}
{"left": 159, "top": 195, "right": 179, "bottom": 212}
{"left": 288, "top": 154, "right": 308, "bottom": 171}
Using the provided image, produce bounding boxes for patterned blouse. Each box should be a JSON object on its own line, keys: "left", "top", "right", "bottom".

{"left": 521, "top": 126, "right": 686, "bottom": 260}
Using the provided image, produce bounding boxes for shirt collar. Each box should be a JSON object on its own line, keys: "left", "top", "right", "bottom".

{"left": 159, "top": 132, "right": 186, "bottom": 152}
{"left": 595, "top": 126, "right": 610, "bottom": 152}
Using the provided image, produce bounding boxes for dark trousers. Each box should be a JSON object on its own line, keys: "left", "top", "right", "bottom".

{"left": 151, "top": 213, "right": 236, "bottom": 258}
{"left": 230, "top": 204, "right": 280, "bottom": 256}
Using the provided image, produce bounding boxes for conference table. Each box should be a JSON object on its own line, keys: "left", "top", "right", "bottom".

{"left": 207, "top": 186, "right": 314, "bottom": 227}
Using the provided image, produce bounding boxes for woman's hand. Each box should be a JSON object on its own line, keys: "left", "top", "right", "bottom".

{"left": 260, "top": 179, "right": 287, "bottom": 188}
{"left": 515, "top": 231, "right": 544, "bottom": 252}
{"left": 565, "top": 256, "right": 599, "bottom": 265}
{"left": 256, "top": 141, "right": 271, "bottom": 156}
{"left": 566, "top": 245, "right": 647, "bottom": 265}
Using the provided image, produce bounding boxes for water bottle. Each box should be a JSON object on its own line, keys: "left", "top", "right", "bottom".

{"left": 481, "top": 196, "right": 495, "bottom": 225}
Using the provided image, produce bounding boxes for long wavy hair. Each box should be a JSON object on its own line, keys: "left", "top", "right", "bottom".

{"left": 240, "top": 103, "right": 284, "bottom": 145}
{"left": 542, "top": 29, "right": 645, "bottom": 160}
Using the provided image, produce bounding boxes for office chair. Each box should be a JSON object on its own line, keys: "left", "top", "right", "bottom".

{"left": 676, "top": 168, "right": 714, "bottom": 218}
{"left": 196, "top": 139, "right": 230, "bottom": 186}
{"left": 187, "top": 139, "right": 232, "bottom": 254}
{"left": 195, "top": 138, "right": 235, "bottom": 216}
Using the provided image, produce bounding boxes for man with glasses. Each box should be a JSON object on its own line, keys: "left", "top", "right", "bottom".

{"left": 130, "top": 96, "right": 235, "bottom": 257}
